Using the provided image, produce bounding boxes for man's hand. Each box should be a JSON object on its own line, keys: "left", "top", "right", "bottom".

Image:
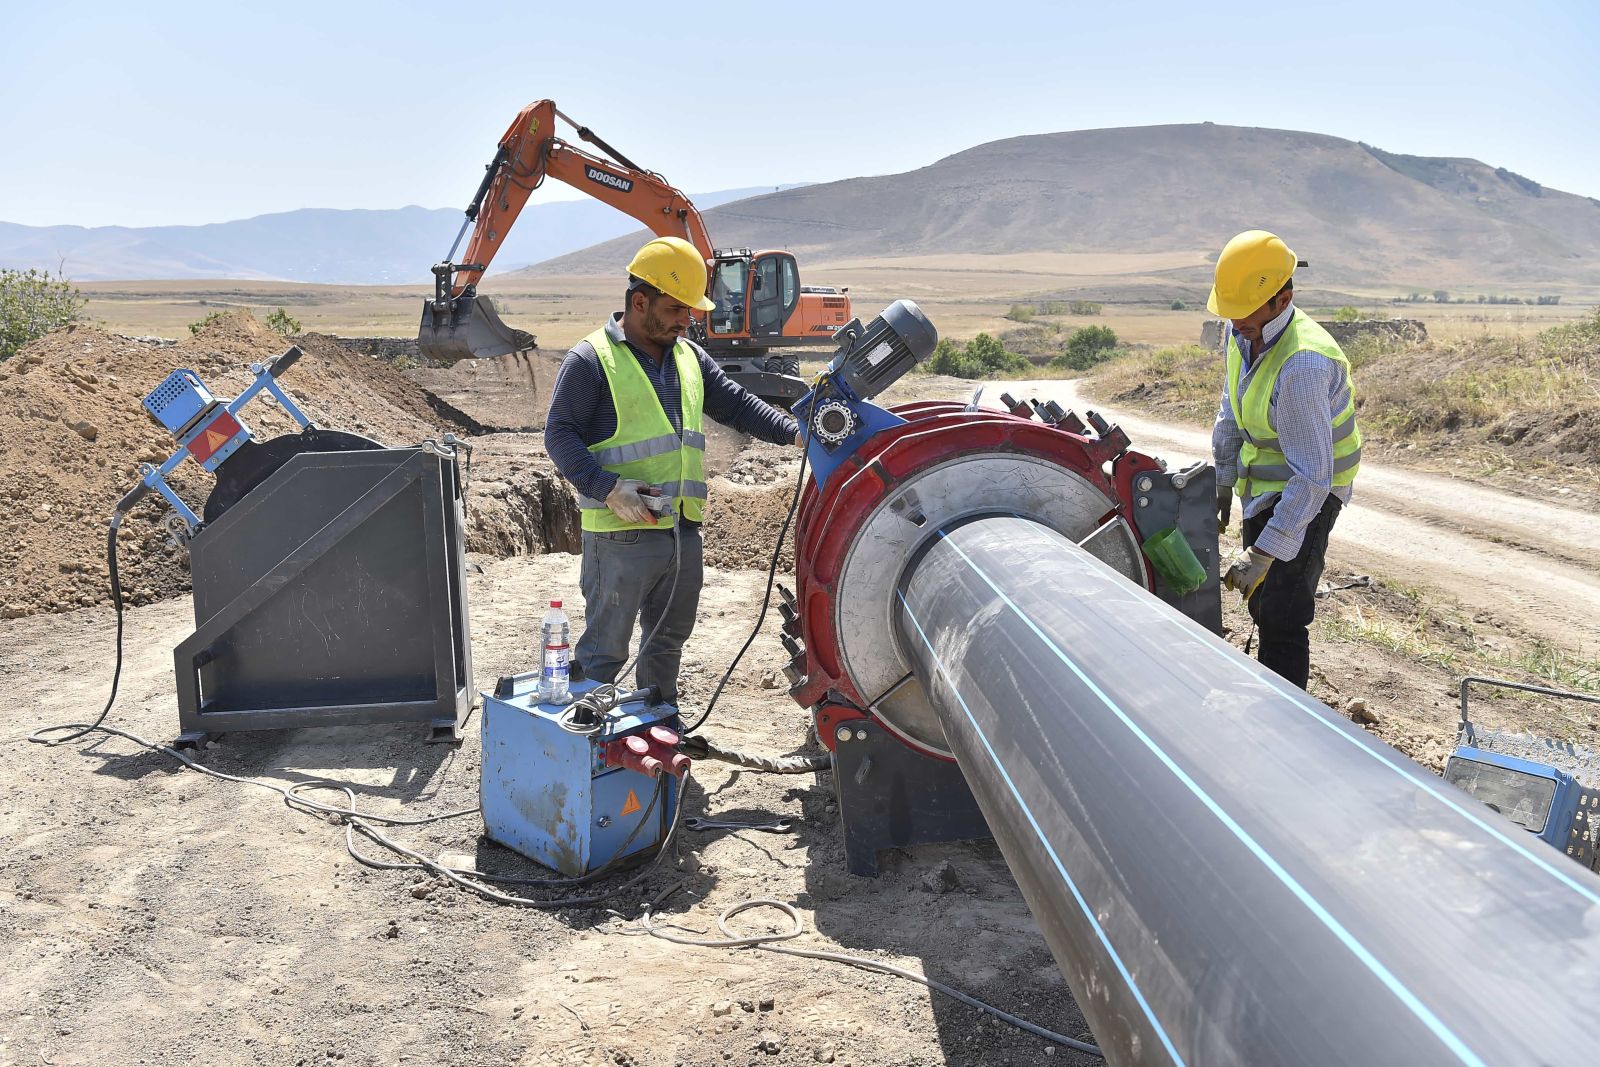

{"left": 1216, "top": 486, "right": 1233, "bottom": 533}
{"left": 605, "top": 478, "right": 657, "bottom": 526}
{"left": 793, "top": 428, "right": 805, "bottom": 447}
{"left": 1224, "top": 546, "right": 1273, "bottom": 599}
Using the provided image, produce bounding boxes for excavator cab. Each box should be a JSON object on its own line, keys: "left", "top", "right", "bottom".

{"left": 709, "top": 250, "right": 800, "bottom": 340}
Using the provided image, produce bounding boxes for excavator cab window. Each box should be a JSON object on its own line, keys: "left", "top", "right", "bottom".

{"left": 751, "top": 254, "right": 796, "bottom": 337}
{"left": 710, "top": 257, "right": 748, "bottom": 335}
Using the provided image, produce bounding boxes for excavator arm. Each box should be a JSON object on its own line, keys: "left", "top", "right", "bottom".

{"left": 419, "top": 100, "right": 715, "bottom": 362}
{"left": 418, "top": 98, "right": 853, "bottom": 396}
{"left": 446, "top": 99, "right": 713, "bottom": 296}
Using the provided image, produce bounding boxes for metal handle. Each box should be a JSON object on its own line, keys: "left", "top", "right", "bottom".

{"left": 115, "top": 481, "right": 150, "bottom": 513}
{"left": 269, "top": 345, "right": 303, "bottom": 378}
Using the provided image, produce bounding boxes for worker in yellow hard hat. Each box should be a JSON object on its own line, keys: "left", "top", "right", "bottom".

{"left": 544, "top": 236, "right": 803, "bottom": 706}
{"left": 1209, "top": 230, "right": 1362, "bottom": 690}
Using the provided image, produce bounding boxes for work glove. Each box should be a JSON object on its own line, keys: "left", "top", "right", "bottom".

{"left": 605, "top": 478, "right": 658, "bottom": 526}
{"left": 1216, "top": 485, "right": 1233, "bottom": 533}
{"left": 1223, "top": 546, "right": 1274, "bottom": 600}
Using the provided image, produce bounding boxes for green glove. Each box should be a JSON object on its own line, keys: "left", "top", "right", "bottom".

{"left": 1224, "top": 546, "right": 1273, "bottom": 599}
{"left": 1216, "top": 486, "right": 1234, "bottom": 533}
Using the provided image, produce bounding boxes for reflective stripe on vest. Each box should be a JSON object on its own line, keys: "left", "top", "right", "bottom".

{"left": 1226, "top": 309, "right": 1362, "bottom": 500}
{"left": 579, "top": 327, "right": 707, "bottom": 532}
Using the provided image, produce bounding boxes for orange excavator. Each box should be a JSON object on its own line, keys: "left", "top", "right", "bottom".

{"left": 418, "top": 99, "right": 852, "bottom": 402}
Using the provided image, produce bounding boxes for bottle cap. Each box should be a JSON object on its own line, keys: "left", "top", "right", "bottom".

{"left": 551, "top": 600, "right": 562, "bottom": 608}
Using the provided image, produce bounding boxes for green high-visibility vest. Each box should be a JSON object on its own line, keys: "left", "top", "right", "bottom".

{"left": 1225, "top": 309, "right": 1362, "bottom": 500}
{"left": 576, "top": 327, "right": 707, "bottom": 532}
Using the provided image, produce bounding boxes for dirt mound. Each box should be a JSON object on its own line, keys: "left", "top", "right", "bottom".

{"left": 1490, "top": 407, "right": 1600, "bottom": 467}
{"left": 0, "top": 312, "right": 472, "bottom": 619}
{"left": 0, "top": 306, "right": 812, "bottom": 622}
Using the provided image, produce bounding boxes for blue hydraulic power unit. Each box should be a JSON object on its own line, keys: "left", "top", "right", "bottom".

{"left": 480, "top": 676, "right": 683, "bottom": 877}
{"left": 1445, "top": 675, "right": 1600, "bottom": 872}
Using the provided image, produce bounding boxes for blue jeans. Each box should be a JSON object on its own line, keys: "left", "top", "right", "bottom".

{"left": 574, "top": 525, "right": 703, "bottom": 705}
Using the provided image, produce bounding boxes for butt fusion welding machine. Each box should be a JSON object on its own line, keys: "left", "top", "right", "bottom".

{"left": 784, "top": 301, "right": 1225, "bottom": 875}
{"left": 127, "top": 346, "right": 473, "bottom": 746}
{"left": 482, "top": 301, "right": 1226, "bottom": 879}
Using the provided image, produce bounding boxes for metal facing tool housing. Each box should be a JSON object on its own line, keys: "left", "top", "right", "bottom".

{"left": 177, "top": 444, "right": 472, "bottom": 745}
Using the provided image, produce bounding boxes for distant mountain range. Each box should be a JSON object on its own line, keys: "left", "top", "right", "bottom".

{"left": 532, "top": 124, "right": 1600, "bottom": 291}
{"left": 9, "top": 124, "right": 1599, "bottom": 291}
{"left": 0, "top": 186, "right": 804, "bottom": 284}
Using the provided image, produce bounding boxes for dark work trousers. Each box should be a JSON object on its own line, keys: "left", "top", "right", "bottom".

{"left": 574, "top": 524, "right": 703, "bottom": 706}
{"left": 1242, "top": 494, "right": 1343, "bottom": 690}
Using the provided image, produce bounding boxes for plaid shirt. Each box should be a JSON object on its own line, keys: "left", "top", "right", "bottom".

{"left": 1212, "top": 303, "right": 1355, "bottom": 560}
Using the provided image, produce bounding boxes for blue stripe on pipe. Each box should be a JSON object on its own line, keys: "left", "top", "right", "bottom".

{"left": 896, "top": 588, "right": 1187, "bottom": 1067}
{"left": 936, "top": 531, "right": 1488, "bottom": 1067}
{"left": 1150, "top": 612, "right": 1600, "bottom": 907}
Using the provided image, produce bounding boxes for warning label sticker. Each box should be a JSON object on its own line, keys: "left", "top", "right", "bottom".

{"left": 620, "top": 790, "right": 642, "bottom": 817}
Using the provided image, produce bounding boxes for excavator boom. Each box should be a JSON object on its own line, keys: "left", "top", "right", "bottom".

{"left": 420, "top": 100, "right": 718, "bottom": 363}
{"left": 419, "top": 99, "right": 851, "bottom": 405}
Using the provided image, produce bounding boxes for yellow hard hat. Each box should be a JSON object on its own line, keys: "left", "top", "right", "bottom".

{"left": 1207, "top": 230, "right": 1298, "bottom": 319}
{"left": 626, "top": 236, "right": 715, "bottom": 312}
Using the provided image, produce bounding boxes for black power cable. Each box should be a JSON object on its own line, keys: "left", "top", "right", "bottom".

{"left": 30, "top": 520, "right": 125, "bottom": 747}
{"left": 685, "top": 433, "right": 811, "bottom": 734}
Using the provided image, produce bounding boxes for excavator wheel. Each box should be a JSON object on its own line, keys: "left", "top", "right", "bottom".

{"left": 763, "top": 354, "right": 801, "bottom": 377}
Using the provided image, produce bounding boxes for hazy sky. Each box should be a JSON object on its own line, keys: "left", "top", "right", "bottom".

{"left": 3, "top": 0, "right": 1595, "bottom": 228}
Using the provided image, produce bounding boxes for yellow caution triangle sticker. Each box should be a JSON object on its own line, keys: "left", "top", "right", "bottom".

{"left": 620, "top": 789, "right": 642, "bottom": 816}
{"left": 204, "top": 428, "right": 230, "bottom": 453}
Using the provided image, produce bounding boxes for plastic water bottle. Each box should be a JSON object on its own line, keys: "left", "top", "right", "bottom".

{"left": 537, "top": 600, "right": 571, "bottom": 704}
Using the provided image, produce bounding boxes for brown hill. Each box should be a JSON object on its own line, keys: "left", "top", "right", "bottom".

{"left": 524, "top": 123, "right": 1600, "bottom": 291}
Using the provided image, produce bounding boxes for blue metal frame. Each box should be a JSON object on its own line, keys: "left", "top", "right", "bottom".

{"left": 128, "top": 357, "right": 313, "bottom": 533}
{"left": 792, "top": 365, "right": 906, "bottom": 491}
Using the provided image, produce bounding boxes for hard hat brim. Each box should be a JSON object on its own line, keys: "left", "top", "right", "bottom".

{"left": 690, "top": 294, "right": 716, "bottom": 312}
{"left": 1206, "top": 284, "right": 1270, "bottom": 320}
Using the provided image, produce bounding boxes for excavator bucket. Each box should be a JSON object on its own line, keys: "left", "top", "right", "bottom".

{"left": 418, "top": 294, "right": 536, "bottom": 363}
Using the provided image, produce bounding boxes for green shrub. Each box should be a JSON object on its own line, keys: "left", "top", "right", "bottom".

{"left": 1068, "top": 300, "right": 1102, "bottom": 316}
{"left": 1333, "top": 306, "right": 1364, "bottom": 322}
{"left": 1170, "top": 299, "right": 1187, "bottom": 311}
{"left": 0, "top": 268, "right": 85, "bottom": 361}
{"left": 1005, "top": 303, "right": 1034, "bottom": 322}
{"left": 1536, "top": 307, "right": 1600, "bottom": 359}
{"left": 966, "top": 332, "right": 1024, "bottom": 372}
{"left": 189, "top": 310, "right": 228, "bottom": 335}
{"left": 1054, "top": 325, "right": 1120, "bottom": 370}
{"left": 922, "top": 333, "right": 1026, "bottom": 379}
{"left": 264, "top": 307, "right": 302, "bottom": 336}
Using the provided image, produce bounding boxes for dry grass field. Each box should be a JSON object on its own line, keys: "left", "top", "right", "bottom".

{"left": 80, "top": 254, "right": 1598, "bottom": 355}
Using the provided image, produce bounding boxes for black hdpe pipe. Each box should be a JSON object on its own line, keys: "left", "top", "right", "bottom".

{"left": 893, "top": 515, "right": 1600, "bottom": 1067}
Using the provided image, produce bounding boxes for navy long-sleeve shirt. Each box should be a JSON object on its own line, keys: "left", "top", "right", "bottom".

{"left": 544, "top": 313, "right": 799, "bottom": 504}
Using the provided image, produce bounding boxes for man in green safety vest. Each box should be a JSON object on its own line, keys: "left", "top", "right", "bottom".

{"left": 544, "top": 236, "right": 803, "bottom": 707}
{"left": 1209, "top": 231, "right": 1362, "bottom": 690}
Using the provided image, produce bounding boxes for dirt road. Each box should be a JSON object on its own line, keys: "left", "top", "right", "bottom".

{"left": 959, "top": 378, "right": 1600, "bottom": 657}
